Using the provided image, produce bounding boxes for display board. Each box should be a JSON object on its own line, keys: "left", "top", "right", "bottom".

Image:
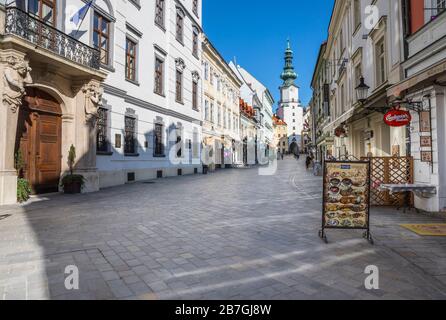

{"left": 319, "top": 161, "right": 373, "bottom": 244}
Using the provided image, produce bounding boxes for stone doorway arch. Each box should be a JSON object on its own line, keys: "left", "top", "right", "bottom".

{"left": 290, "top": 141, "right": 299, "bottom": 156}
{"left": 16, "top": 88, "right": 62, "bottom": 194}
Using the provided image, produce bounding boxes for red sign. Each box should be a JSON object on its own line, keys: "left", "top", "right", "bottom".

{"left": 384, "top": 109, "right": 412, "bottom": 127}
{"left": 334, "top": 126, "right": 346, "bottom": 138}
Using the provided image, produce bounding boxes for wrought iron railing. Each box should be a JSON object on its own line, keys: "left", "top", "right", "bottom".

{"left": 4, "top": 7, "right": 100, "bottom": 70}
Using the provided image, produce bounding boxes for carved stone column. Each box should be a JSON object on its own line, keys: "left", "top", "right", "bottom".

{"left": 70, "top": 79, "right": 103, "bottom": 193}
{"left": 0, "top": 52, "right": 32, "bottom": 205}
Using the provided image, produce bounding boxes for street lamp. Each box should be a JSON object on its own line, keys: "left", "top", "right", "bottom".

{"left": 355, "top": 77, "right": 370, "bottom": 104}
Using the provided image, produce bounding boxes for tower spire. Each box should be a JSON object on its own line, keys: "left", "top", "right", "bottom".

{"left": 280, "top": 40, "right": 297, "bottom": 86}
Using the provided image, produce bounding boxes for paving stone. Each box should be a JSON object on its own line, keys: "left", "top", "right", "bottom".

{"left": 107, "top": 279, "right": 133, "bottom": 299}
{"left": 0, "top": 158, "right": 445, "bottom": 300}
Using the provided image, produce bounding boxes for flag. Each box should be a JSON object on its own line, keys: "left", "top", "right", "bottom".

{"left": 70, "top": 0, "right": 95, "bottom": 26}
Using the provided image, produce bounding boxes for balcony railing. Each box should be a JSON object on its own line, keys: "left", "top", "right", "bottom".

{"left": 5, "top": 7, "right": 100, "bottom": 70}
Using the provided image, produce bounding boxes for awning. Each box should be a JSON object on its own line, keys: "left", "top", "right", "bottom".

{"left": 387, "top": 58, "right": 446, "bottom": 98}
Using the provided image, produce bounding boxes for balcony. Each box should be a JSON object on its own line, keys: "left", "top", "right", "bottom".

{"left": 3, "top": 7, "right": 100, "bottom": 70}
{"left": 404, "top": 10, "right": 446, "bottom": 78}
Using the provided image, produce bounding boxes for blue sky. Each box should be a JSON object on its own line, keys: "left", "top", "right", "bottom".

{"left": 203, "top": 0, "right": 335, "bottom": 111}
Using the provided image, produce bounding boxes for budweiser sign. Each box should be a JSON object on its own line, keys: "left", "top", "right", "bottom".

{"left": 384, "top": 109, "right": 412, "bottom": 127}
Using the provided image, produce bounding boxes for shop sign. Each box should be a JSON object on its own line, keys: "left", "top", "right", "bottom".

{"left": 334, "top": 126, "right": 347, "bottom": 138}
{"left": 420, "top": 136, "right": 432, "bottom": 148}
{"left": 419, "top": 111, "right": 431, "bottom": 133}
{"left": 384, "top": 109, "right": 412, "bottom": 127}
{"left": 363, "top": 130, "right": 374, "bottom": 141}
{"left": 421, "top": 151, "right": 433, "bottom": 163}
{"left": 325, "top": 137, "right": 335, "bottom": 145}
{"left": 319, "top": 161, "right": 373, "bottom": 244}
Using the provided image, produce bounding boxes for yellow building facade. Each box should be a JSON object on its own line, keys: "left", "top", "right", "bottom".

{"left": 202, "top": 36, "right": 242, "bottom": 170}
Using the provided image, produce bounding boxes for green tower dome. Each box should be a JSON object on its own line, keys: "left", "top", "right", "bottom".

{"left": 280, "top": 40, "right": 297, "bottom": 86}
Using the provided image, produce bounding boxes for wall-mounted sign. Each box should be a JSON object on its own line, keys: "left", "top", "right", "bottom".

{"left": 363, "top": 130, "right": 374, "bottom": 141}
{"left": 335, "top": 126, "right": 347, "bottom": 138}
{"left": 420, "top": 136, "right": 432, "bottom": 148}
{"left": 325, "top": 137, "right": 335, "bottom": 145}
{"left": 421, "top": 151, "right": 433, "bottom": 163}
{"left": 384, "top": 109, "right": 412, "bottom": 127}
{"left": 419, "top": 111, "right": 431, "bottom": 133}
{"left": 319, "top": 161, "right": 373, "bottom": 244}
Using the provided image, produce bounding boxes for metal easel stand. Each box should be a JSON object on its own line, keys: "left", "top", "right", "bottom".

{"left": 362, "top": 230, "right": 374, "bottom": 245}
{"left": 318, "top": 229, "right": 374, "bottom": 245}
{"left": 318, "top": 229, "right": 328, "bottom": 244}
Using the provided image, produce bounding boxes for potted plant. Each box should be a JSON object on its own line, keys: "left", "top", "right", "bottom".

{"left": 61, "top": 145, "right": 85, "bottom": 194}
{"left": 15, "top": 151, "right": 32, "bottom": 203}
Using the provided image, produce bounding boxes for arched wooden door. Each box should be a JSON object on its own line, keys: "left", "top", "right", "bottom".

{"left": 16, "top": 88, "right": 62, "bottom": 194}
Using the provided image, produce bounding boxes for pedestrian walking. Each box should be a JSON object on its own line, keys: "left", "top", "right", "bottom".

{"left": 306, "top": 154, "right": 313, "bottom": 170}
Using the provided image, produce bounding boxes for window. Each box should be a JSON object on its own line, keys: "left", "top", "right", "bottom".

{"left": 155, "top": 0, "right": 165, "bottom": 28}
{"left": 93, "top": 12, "right": 110, "bottom": 65}
{"left": 193, "top": 0, "right": 199, "bottom": 16}
{"left": 354, "top": 63, "right": 362, "bottom": 102}
{"left": 124, "top": 116, "right": 137, "bottom": 154}
{"left": 192, "top": 27, "right": 199, "bottom": 57}
{"left": 154, "top": 57, "right": 164, "bottom": 95}
{"left": 375, "top": 38, "right": 387, "bottom": 86}
{"left": 192, "top": 80, "right": 198, "bottom": 110}
{"left": 176, "top": 10, "right": 184, "bottom": 43}
{"left": 210, "top": 68, "right": 214, "bottom": 85}
{"left": 354, "top": 0, "right": 361, "bottom": 30}
{"left": 154, "top": 123, "right": 164, "bottom": 156}
{"left": 355, "top": 64, "right": 362, "bottom": 87}
{"left": 438, "top": 0, "right": 446, "bottom": 12}
{"left": 97, "top": 107, "right": 108, "bottom": 152}
{"left": 432, "top": 0, "right": 446, "bottom": 18}
{"left": 210, "top": 103, "right": 214, "bottom": 123}
{"left": 125, "top": 38, "right": 137, "bottom": 81}
{"left": 340, "top": 83, "right": 345, "bottom": 113}
{"left": 29, "top": 0, "right": 56, "bottom": 26}
{"left": 176, "top": 128, "right": 182, "bottom": 157}
{"left": 204, "top": 62, "right": 209, "bottom": 80}
{"left": 176, "top": 70, "right": 183, "bottom": 103}
{"left": 218, "top": 105, "right": 222, "bottom": 126}
{"left": 204, "top": 100, "right": 209, "bottom": 121}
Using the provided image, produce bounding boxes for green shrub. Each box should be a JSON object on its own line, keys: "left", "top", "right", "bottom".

{"left": 17, "top": 178, "right": 31, "bottom": 203}
{"left": 15, "top": 151, "right": 25, "bottom": 177}
{"left": 60, "top": 174, "right": 85, "bottom": 187}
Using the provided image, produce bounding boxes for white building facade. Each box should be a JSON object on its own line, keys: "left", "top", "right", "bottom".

{"left": 0, "top": 0, "right": 204, "bottom": 206}
{"left": 230, "top": 61, "right": 275, "bottom": 161}
{"left": 319, "top": 0, "right": 406, "bottom": 160}
{"left": 90, "top": 0, "right": 204, "bottom": 187}
{"left": 388, "top": 1, "right": 446, "bottom": 212}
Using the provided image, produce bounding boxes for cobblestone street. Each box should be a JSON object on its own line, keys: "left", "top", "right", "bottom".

{"left": 1, "top": 157, "right": 446, "bottom": 300}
